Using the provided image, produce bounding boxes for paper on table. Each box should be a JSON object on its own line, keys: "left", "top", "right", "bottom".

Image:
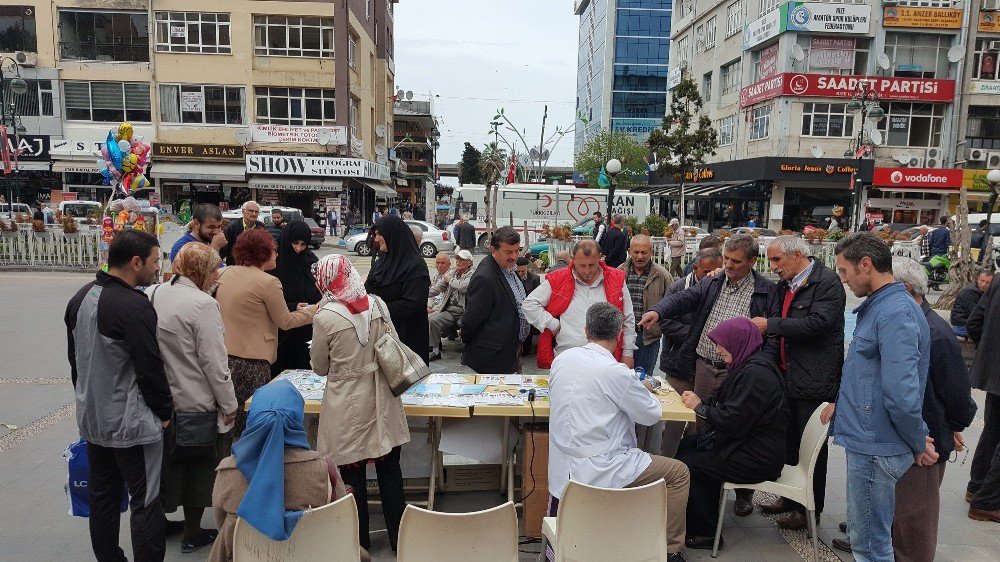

{"left": 427, "top": 373, "right": 470, "bottom": 384}
{"left": 408, "top": 383, "right": 443, "bottom": 395}
{"left": 439, "top": 416, "right": 504, "bottom": 464}
{"left": 449, "top": 384, "right": 487, "bottom": 395}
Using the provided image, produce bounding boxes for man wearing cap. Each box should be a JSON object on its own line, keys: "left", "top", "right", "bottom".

{"left": 667, "top": 218, "right": 686, "bottom": 278}
{"left": 428, "top": 249, "right": 476, "bottom": 361}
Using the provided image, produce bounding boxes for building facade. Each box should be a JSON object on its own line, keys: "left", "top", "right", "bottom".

{"left": 392, "top": 98, "right": 438, "bottom": 220}
{"left": 574, "top": 0, "right": 673, "bottom": 158}
{"left": 660, "top": 0, "right": 1000, "bottom": 231}
{"left": 1, "top": 0, "right": 400, "bottom": 223}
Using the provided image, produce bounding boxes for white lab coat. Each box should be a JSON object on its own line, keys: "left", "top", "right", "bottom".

{"left": 548, "top": 343, "right": 662, "bottom": 499}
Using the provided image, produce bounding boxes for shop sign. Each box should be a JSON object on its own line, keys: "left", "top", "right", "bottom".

{"left": 63, "top": 192, "right": 78, "bottom": 201}
{"left": 809, "top": 37, "right": 855, "bottom": 70}
{"left": 759, "top": 44, "right": 779, "bottom": 80}
{"left": 963, "top": 169, "right": 996, "bottom": 192}
{"left": 774, "top": 161, "right": 862, "bottom": 177}
{"left": 744, "top": 4, "right": 788, "bottom": 51}
{"left": 786, "top": 2, "right": 871, "bottom": 34}
{"left": 872, "top": 167, "right": 963, "bottom": 189}
{"left": 612, "top": 118, "right": 660, "bottom": 142}
{"left": 246, "top": 154, "right": 390, "bottom": 181}
{"left": 683, "top": 167, "right": 717, "bottom": 182}
{"left": 153, "top": 143, "right": 245, "bottom": 161}
{"left": 882, "top": 6, "right": 962, "bottom": 29}
{"left": 49, "top": 138, "right": 103, "bottom": 157}
{"left": 740, "top": 73, "right": 786, "bottom": 107}
{"left": 667, "top": 67, "right": 683, "bottom": 90}
{"left": 5, "top": 134, "right": 48, "bottom": 161}
{"left": 979, "top": 11, "right": 1000, "bottom": 32}
{"left": 968, "top": 80, "right": 1000, "bottom": 94}
{"left": 249, "top": 124, "right": 348, "bottom": 145}
{"left": 867, "top": 197, "right": 941, "bottom": 210}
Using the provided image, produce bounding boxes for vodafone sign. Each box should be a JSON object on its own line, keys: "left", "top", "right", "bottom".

{"left": 872, "top": 167, "right": 963, "bottom": 189}
{"left": 740, "top": 73, "right": 955, "bottom": 107}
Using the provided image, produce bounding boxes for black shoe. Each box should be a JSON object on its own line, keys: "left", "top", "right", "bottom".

{"left": 685, "top": 535, "right": 722, "bottom": 550}
{"left": 832, "top": 537, "right": 852, "bottom": 553}
{"left": 165, "top": 520, "right": 185, "bottom": 536}
{"left": 668, "top": 553, "right": 687, "bottom": 562}
{"left": 839, "top": 521, "right": 847, "bottom": 534}
{"left": 428, "top": 349, "right": 441, "bottom": 361}
{"left": 180, "top": 529, "right": 218, "bottom": 554}
{"left": 734, "top": 496, "right": 753, "bottom": 517}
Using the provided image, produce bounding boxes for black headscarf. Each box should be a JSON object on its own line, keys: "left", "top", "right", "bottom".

{"left": 273, "top": 220, "right": 321, "bottom": 305}
{"left": 366, "top": 214, "right": 429, "bottom": 287}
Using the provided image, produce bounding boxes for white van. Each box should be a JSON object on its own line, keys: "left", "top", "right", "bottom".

{"left": 0, "top": 202, "right": 31, "bottom": 219}
{"left": 59, "top": 201, "right": 102, "bottom": 223}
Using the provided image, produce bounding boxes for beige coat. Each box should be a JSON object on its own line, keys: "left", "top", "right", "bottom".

{"left": 215, "top": 265, "right": 312, "bottom": 363}
{"left": 146, "top": 277, "right": 238, "bottom": 431}
{"left": 311, "top": 296, "right": 410, "bottom": 466}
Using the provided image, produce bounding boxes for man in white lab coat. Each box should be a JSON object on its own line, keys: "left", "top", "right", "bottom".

{"left": 548, "top": 302, "right": 690, "bottom": 562}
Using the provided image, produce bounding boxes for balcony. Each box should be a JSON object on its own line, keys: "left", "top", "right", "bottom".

{"left": 394, "top": 131, "right": 428, "bottom": 144}
{"left": 59, "top": 42, "right": 149, "bottom": 63}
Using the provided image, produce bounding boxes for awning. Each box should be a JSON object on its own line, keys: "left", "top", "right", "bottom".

{"left": 357, "top": 179, "right": 398, "bottom": 198}
{"left": 634, "top": 181, "right": 753, "bottom": 197}
{"left": 248, "top": 177, "right": 344, "bottom": 191}
{"left": 152, "top": 162, "right": 246, "bottom": 182}
{"left": 52, "top": 161, "right": 101, "bottom": 174}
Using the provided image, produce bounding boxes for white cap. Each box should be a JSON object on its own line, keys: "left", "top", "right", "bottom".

{"left": 670, "top": 218, "right": 679, "bottom": 225}
{"left": 455, "top": 249, "right": 473, "bottom": 261}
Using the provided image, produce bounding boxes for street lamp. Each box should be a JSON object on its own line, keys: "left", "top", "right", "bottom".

{"left": 606, "top": 158, "right": 622, "bottom": 215}
{"left": 845, "top": 81, "right": 883, "bottom": 231}
{"left": 0, "top": 56, "right": 27, "bottom": 211}
{"left": 985, "top": 169, "right": 1000, "bottom": 249}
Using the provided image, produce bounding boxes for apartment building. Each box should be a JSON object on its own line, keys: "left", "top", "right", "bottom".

{"left": 1, "top": 0, "right": 399, "bottom": 221}
{"left": 393, "top": 98, "right": 438, "bottom": 214}
{"left": 656, "top": 0, "right": 997, "bottom": 231}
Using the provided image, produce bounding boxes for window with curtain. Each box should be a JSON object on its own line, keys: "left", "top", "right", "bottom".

{"left": 159, "top": 84, "right": 245, "bottom": 124}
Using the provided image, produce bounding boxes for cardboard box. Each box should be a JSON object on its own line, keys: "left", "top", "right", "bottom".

{"left": 522, "top": 425, "right": 549, "bottom": 538}
{"left": 442, "top": 464, "right": 502, "bottom": 492}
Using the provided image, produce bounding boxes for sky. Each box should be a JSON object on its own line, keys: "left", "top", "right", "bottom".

{"left": 393, "top": 0, "right": 580, "bottom": 173}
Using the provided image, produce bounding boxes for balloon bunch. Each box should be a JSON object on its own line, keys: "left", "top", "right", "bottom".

{"left": 96, "top": 122, "right": 151, "bottom": 196}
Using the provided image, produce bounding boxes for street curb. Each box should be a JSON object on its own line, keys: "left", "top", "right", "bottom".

{"left": 0, "top": 266, "right": 97, "bottom": 273}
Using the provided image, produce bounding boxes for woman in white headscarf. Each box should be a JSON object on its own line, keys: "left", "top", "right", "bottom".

{"left": 311, "top": 254, "right": 410, "bottom": 552}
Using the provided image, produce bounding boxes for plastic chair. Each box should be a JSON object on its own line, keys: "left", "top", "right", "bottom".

{"left": 541, "top": 479, "right": 668, "bottom": 562}
{"left": 712, "top": 402, "right": 830, "bottom": 561}
{"left": 233, "top": 493, "right": 362, "bottom": 562}
{"left": 397, "top": 501, "right": 518, "bottom": 562}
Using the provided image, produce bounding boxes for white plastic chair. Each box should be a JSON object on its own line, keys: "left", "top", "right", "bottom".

{"left": 233, "top": 493, "right": 362, "bottom": 561}
{"left": 397, "top": 501, "right": 518, "bottom": 562}
{"left": 541, "top": 479, "right": 668, "bottom": 562}
{"left": 712, "top": 402, "right": 831, "bottom": 561}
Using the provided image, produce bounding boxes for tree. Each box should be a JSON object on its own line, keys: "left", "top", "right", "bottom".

{"left": 458, "top": 142, "right": 483, "bottom": 185}
{"left": 574, "top": 129, "right": 650, "bottom": 190}
{"left": 480, "top": 141, "right": 509, "bottom": 185}
{"left": 936, "top": 187, "right": 975, "bottom": 309}
{"left": 648, "top": 77, "right": 718, "bottom": 223}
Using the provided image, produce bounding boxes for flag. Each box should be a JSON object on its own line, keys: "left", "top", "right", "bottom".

{"left": 507, "top": 153, "right": 516, "bottom": 184}
{"left": 597, "top": 166, "right": 609, "bottom": 188}
{"left": 0, "top": 126, "right": 10, "bottom": 175}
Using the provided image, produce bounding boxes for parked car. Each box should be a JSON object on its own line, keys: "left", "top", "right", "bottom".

{"left": 405, "top": 220, "right": 455, "bottom": 257}
{"left": 221, "top": 205, "right": 303, "bottom": 224}
{"left": 345, "top": 230, "right": 373, "bottom": 256}
{"left": 0, "top": 203, "right": 31, "bottom": 219}
{"left": 303, "top": 218, "right": 325, "bottom": 249}
{"left": 59, "top": 201, "right": 102, "bottom": 223}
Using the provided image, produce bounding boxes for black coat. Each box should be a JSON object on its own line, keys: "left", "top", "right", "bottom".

{"left": 951, "top": 284, "right": 983, "bottom": 328}
{"left": 703, "top": 352, "right": 788, "bottom": 482}
{"left": 920, "top": 301, "right": 978, "bottom": 461}
{"left": 461, "top": 255, "right": 521, "bottom": 373}
{"left": 599, "top": 226, "right": 628, "bottom": 268}
{"left": 651, "top": 270, "right": 780, "bottom": 380}
{"left": 967, "top": 276, "right": 1000, "bottom": 395}
{"left": 521, "top": 271, "right": 541, "bottom": 296}
{"left": 367, "top": 275, "right": 431, "bottom": 365}
{"left": 221, "top": 219, "right": 265, "bottom": 265}
{"left": 765, "top": 259, "right": 846, "bottom": 401}
{"left": 456, "top": 221, "right": 477, "bottom": 250}
{"left": 659, "top": 273, "right": 698, "bottom": 379}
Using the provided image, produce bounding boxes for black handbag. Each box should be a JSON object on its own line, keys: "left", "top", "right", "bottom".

{"left": 172, "top": 411, "right": 218, "bottom": 447}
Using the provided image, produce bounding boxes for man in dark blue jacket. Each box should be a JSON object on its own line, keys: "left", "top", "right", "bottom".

{"left": 928, "top": 215, "right": 951, "bottom": 256}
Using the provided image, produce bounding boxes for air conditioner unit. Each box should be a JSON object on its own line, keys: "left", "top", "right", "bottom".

{"left": 988, "top": 151, "right": 1000, "bottom": 168}
{"left": 908, "top": 157, "right": 925, "bottom": 167}
{"left": 926, "top": 147, "right": 942, "bottom": 160}
{"left": 990, "top": 40, "right": 1000, "bottom": 52}
{"left": 926, "top": 158, "right": 942, "bottom": 168}
{"left": 13, "top": 51, "right": 36, "bottom": 68}
{"left": 970, "top": 148, "right": 988, "bottom": 162}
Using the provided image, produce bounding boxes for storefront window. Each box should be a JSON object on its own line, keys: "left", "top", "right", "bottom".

{"left": 875, "top": 102, "right": 945, "bottom": 147}
{"left": 801, "top": 103, "right": 855, "bottom": 138}
{"left": 884, "top": 32, "right": 952, "bottom": 79}
{"left": 973, "top": 40, "right": 999, "bottom": 80}
{"left": 749, "top": 104, "right": 772, "bottom": 141}
{"left": 0, "top": 6, "right": 36, "bottom": 52}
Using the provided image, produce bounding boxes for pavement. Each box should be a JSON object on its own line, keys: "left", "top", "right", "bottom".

{"left": 0, "top": 242, "right": 997, "bottom": 561}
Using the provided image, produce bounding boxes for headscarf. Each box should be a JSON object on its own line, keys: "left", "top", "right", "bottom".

{"left": 365, "top": 214, "right": 429, "bottom": 288}
{"left": 171, "top": 242, "right": 220, "bottom": 290}
{"left": 231, "top": 379, "right": 311, "bottom": 541}
{"left": 314, "top": 254, "right": 373, "bottom": 344}
{"left": 707, "top": 317, "right": 764, "bottom": 372}
{"left": 273, "top": 220, "right": 321, "bottom": 305}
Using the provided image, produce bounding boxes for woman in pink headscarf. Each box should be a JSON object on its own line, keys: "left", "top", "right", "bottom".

{"left": 310, "top": 254, "right": 410, "bottom": 552}
{"left": 675, "top": 317, "right": 790, "bottom": 551}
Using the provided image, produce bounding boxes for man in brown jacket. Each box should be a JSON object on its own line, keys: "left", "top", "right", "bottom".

{"left": 620, "top": 234, "right": 672, "bottom": 453}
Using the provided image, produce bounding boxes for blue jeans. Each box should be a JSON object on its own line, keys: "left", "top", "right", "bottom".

{"left": 952, "top": 325, "right": 969, "bottom": 338}
{"left": 846, "top": 450, "right": 914, "bottom": 562}
{"left": 633, "top": 331, "right": 661, "bottom": 374}
{"left": 633, "top": 332, "right": 664, "bottom": 453}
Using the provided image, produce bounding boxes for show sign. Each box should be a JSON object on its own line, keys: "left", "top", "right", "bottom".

{"left": 740, "top": 73, "right": 955, "bottom": 107}
{"left": 246, "top": 154, "right": 390, "bottom": 181}
{"left": 872, "top": 167, "right": 963, "bottom": 189}
{"left": 786, "top": 2, "right": 871, "bottom": 34}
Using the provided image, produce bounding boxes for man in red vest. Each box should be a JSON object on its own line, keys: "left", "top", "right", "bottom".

{"left": 523, "top": 239, "right": 636, "bottom": 369}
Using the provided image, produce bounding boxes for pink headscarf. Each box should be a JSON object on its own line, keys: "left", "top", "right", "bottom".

{"left": 707, "top": 317, "right": 764, "bottom": 372}
{"left": 313, "top": 254, "right": 369, "bottom": 314}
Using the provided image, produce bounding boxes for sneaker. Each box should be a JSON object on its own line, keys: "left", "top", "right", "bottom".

{"left": 832, "top": 537, "right": 852, "bottom": 553}
{"left": 180, "top": 529, "right": 218, "bottom": 554}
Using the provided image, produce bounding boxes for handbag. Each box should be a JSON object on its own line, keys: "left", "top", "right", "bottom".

{"left": 372, "top": 298, "right": 429, "bottom": 396}
{"left": 172, "top": 411, "right": 218, "bottom": 447}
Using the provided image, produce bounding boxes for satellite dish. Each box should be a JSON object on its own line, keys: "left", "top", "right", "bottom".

{"left": 375, "top": 124, "right": 387, "bottom": 138}
{"left": 948, "top": 45, "right": 966, "bottom": 63}
{"left": 877, "top": 53, "right": 891, "bottom": 70}
{"left": 396, "top": 89, "right": 404, "bottom": 99}
{"left": 810, "top": 144, "right": 824, "bottom": 158}
{"left": 870, "top": 129, "right": 884, "bottom": 146}
{"left": 376, "top": 154, "right": 388, "bottom": 165}
{"left": 234, "top": 129, "right": 251, "bottom": 146}
{"left": 896, "top": 152, "right": 912, "bottom": 164}
{"left": 791, "top": 44, "right": 805, "bottom": 63}
{"left": 375, "top": 143, "right": 387, "bottom": 157}
{"left": 317, "top": 129, "right": 333, "bottom": 146}
{"left": 405, "top": 90, "right": 414, "bottom": 100}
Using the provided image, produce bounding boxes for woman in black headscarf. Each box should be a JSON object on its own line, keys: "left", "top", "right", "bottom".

{"left": 365, "top": 214, "right": 431, "bottom": 364}
{"left": 271, "top": 220, "right": 322, "bottom": 375}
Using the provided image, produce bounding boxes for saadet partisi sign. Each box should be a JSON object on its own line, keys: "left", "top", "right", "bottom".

{"left": 786, "top": 2, "right": 871, "bottom": 34}
{"left": 246, "top": 155, "right": 390, "bottom": 181}
{"left": 744, "top": 5, "right": 787, "bottom": 51}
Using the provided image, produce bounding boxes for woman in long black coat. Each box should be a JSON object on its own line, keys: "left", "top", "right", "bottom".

{"left": 677, "top": 316, "right": 789, "bottom": 549}
{"left": 271, "top": 220, "right": 322, "bottom": 375}
{"left": 365, "top": 214, "right": 430, "bottom": 364}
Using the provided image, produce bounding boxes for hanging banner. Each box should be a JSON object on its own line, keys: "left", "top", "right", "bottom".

{"left": 786, "top": 2, "right": 871, "bottom": 34}
{"left": 883, "top": 6, "right": 962, "bottom": 29}
{"left": 809, "top": 37, "right": 856, "bottom": 70}
{"left": 759, "top": 44, "right": 779, "bottom": 80}
{"left": 743, "top": 5, "right": 788, "bottom": 51}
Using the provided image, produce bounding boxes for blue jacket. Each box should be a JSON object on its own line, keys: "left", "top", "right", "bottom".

{"left": 833, "top": 282, "right": 930, "bottom": 456}
{"left": 928, "top": 227, "right": 950, "bottom": 256}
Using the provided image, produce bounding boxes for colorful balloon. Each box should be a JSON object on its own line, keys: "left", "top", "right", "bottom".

{"left": 107, "top": 132, "right": 123, "bottom": 170}
{"left": 130, "top": 174, "right": 150, "bottom": 190}
{"left": 117, "top": 122, "right": 134, "bottom": 142}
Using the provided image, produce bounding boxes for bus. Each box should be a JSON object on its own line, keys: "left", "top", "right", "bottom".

{"left": 449, "top": 183, "right": 651, "bottom": 249}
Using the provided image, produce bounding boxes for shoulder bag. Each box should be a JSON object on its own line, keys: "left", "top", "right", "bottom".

{"left": 371, "top": 297, "right": 429, "bottom": 396}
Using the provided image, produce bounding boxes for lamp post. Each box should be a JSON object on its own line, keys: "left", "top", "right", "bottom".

{"left": 844, "top": 81, "right": 884, "bottom": 231}
{"left": 605, "top": 158, "right": 621, "bottom": 216}
{"left": 0, "top": 56, "right": 28, "bottom": 212}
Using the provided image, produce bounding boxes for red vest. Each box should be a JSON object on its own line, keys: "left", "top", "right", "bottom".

{"left": 536, "top": 262, "right": 626, "bottom": 369}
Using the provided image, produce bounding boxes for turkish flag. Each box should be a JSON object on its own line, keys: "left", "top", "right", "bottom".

{"left": 507, "top": 153, "right": 516, "bottom": 184}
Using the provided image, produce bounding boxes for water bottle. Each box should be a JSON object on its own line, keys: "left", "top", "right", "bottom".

{"left": 635, "top": 367, "right": 647, "bottom": 381}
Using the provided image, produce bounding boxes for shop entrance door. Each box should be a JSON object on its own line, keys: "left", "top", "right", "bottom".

{"left": 282, "top": 193, "right": 314, "bottom": 218}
